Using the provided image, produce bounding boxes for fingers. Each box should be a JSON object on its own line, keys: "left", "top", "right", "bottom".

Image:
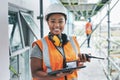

{"left": 56, "top": 72, "right": 70, "bottom": 77}
{"left": 78, "top": 54, "right": 91, "bottom": 62}
{"left": 77, "top": 62, "right": 84, "bottom": 66}
{"left": 78, "top": 54, "right": 86, "bottom": 62}
{"left": 82, "top": 54, "right": 87, "bottom": 62}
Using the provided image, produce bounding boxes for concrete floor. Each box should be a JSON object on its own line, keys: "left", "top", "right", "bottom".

{"left": 77, "top": 47, "right": 108, "bottom": 80}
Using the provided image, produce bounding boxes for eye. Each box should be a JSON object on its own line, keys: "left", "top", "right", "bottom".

{"left": 59, "top": 21, "right": 64, "bottom": 24}
{"left": 50, "top": 20, "right": 55, "bottom": 23}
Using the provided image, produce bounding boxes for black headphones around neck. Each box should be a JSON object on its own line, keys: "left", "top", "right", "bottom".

{"left": 48, "top": 32, "right": 68, "bottom": 47}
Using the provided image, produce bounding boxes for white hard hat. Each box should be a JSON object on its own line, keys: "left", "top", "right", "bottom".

{"left": 45, "top": 3, "right": 67, "bottom": 20}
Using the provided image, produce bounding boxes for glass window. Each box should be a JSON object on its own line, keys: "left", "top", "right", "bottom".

{"left": 9, "top": 11, "right": 31, "bottom": 80}
{"left": 20, "top": 12, "right": 40, "bottom": 40}
{"left": 8, "top": 12, "right": 23, "bottom": 52}
{"left": 9, "top": 56, "right": 19, "bottom": 79}
{"left": 19, "top": 50, "right": 30, "bottom": 80}
{"left": 10, "top": 50, "right": 30, "bottom": 80}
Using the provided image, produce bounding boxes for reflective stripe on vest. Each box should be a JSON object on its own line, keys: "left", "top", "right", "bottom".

{"left": 69, "top": 36, "right": 78, "bottom": 55}
{"left": 41, "top": 36, "right": 78, "bottom": 72}
{"left": 41, "top": 38, "right": 52, "bottom": 72}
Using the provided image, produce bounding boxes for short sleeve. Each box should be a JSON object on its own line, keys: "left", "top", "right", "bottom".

{"left": 30, "top": 44, "right": 43, "bottom": 59}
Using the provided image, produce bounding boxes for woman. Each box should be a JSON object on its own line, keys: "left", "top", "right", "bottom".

{"left": 31, "top": 3, "right": 90, "bottom": 80}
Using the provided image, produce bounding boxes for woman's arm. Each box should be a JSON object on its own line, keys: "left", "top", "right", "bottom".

{"left": 31, "top": 58, "right": 46, "bottom": 78}
{"left": 31, "top": 57, "right": 71, "bottom": 80}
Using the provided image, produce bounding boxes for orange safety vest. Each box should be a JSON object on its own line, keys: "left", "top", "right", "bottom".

{"left": 85, "top": 22, "right": 92, "bottom": 34}
{"left": 32, "top": 36, "right": 80, "bottom": 80}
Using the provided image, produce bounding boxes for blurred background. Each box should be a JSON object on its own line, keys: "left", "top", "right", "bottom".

{"left": 0, "top": 0, "right": 120, "bottom": 80}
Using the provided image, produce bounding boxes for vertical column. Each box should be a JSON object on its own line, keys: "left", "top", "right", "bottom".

{"left": 107, "top": 1, "right": 111, "bottom": 80}
{"left": 37, "top": 0, "right": 43, "bottom": 38}
{"left": 0, "top": 0, "right": 10, "bottom": 80}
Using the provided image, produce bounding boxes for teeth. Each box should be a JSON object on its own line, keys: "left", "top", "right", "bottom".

{"left": 54, "top": 28, "right": 60, "bottom": 31}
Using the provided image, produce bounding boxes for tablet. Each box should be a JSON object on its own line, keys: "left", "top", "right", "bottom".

{"left": 48, "top": 66, "right": 86, "bottom": 76}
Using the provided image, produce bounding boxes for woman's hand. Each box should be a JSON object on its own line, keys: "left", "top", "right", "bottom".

{"left": 31, "top": 58, "right": 74, "bottom": 80}
{"left": 56, "top": 72, "right": 71, "bottom": 77}
{"left": 78, "top": 53, "right": 91, "bottom": 62}
{"left": 32, "top": 67, "right": 73, "bottom": 80}
{"left": 34, "top": 71, "right": 71, "bottom": 80}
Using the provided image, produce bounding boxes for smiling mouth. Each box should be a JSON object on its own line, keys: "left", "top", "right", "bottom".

{"left": 54, "top": 28, "right": 60, "bottom": 31}
{"left": 52, "top": 28, "right": 61, "bottom": 34}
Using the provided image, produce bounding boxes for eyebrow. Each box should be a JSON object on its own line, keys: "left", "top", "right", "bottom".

{"left": 50, "top": 19, "right": 65, "bottom": 22}
{"left": 49, "top": 18, "right": 65, "bottom": 21}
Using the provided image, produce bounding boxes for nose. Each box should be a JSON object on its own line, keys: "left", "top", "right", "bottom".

{"left": 54, "top": 22, "right": 60, "bottom": 27}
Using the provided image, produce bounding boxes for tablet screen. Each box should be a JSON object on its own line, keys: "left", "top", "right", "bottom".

{"left": 66, "top": 61, "right": 77, "bottom": 68}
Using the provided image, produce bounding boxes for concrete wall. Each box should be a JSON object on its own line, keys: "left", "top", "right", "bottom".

{"left": 0, "top": 0, "right": 10, "bottom": 80}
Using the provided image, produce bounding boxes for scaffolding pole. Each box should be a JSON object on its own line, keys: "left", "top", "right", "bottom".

{"left": 37, "top": 0, "right": 43, "bottom": 38}
{"left": 107, "top": 1, "right": 111, "bottom": 80}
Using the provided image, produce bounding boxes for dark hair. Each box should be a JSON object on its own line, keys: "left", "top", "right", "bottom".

{"left": 46, "top": 13, "right": 67, "bottom": 21}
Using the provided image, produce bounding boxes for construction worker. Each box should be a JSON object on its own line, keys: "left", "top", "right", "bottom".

{"left": 31, "top": 3, "right": 90, "bottom": 80}
{"left": 85, "top": 18, "right": 92, "bottom": 48}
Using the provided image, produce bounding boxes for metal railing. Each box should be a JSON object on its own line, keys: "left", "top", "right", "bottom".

{"left": 80, "top": 0, "right": 120, "bottom": 80}
{"left": 95, "top": 37, "right": 120, "bottom": 80}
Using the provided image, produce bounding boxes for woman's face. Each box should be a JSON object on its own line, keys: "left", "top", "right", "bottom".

{"left": 47, "top": 14, "right": 66, "bottom": 35}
